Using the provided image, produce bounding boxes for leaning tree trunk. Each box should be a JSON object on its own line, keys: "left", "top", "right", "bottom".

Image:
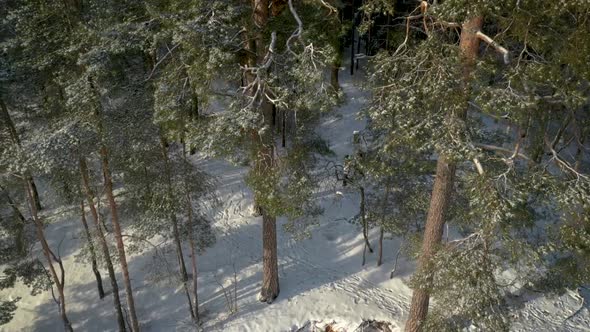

{"left": 404, "top": 16, "right": 483, "bottom": 332}
{"left": 99, "top": 147, "right": 140, "bottom": 332}
{"left": 80, "top": 200, "right": 105, "bottom": 299}
{"left": 24, "top": 180, "right": 73, "bottom": 332}
{"left": 79, "top": 157, "right": 127, "bottom": 332}
{"left": 1, "top": 97, "right": 42, "bottom": 210}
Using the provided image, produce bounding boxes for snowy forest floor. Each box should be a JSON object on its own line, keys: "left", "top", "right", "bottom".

{"left": 1, "top": 57, "right": 590, "bottom": 332}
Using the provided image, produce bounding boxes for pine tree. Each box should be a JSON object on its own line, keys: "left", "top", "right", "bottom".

{"left": 364, "top": 0, "right": 590, "bottom": 330}
{"left": 143, "top": 0, "right": 338, "bottom": 305}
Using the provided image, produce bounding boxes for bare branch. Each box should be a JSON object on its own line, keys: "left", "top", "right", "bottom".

{"left": 317, "top": 0, "right": 337, "bottom": 14}
{"left": 544, "top": 136, "right": 588, "bottom": 180}
{"left": 476, "top": 31, "right": 510, "bottom": 64}
{"left": 474, "top": 142, "right": 532, "bottom": 161}
{"left": 144, "top": 43, "right": 180, "bottom": 81}
{"left": 473, "top": 158, "right": 485, "bottom": 175}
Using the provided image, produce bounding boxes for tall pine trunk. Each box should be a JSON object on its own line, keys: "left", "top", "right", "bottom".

{"left": 258, "top": 73, "right": 280, "bottom": 301}
{"left": 99, "top": 146, "right": 140, "bottom": 332}
{"left": 24, "top": 180, "right": 73, "bottom": 332}
{"left": 404, "top": 16, "right": 483, "bottom": 332}
{"left": 80, "top": 200, "right": 105, "bottom": 299}
{"left": 252, "top": 0, "right": 280, "bottom": 304}
{"left": 258, "top": 92, "right": 280, "bottom": 303}
{"left": 80, "top": 157, "right": 127, "bottom": 332}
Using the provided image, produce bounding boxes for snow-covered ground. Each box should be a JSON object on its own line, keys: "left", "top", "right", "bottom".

{"left": 1, "top": 58, "right": 589, "bottom": 332}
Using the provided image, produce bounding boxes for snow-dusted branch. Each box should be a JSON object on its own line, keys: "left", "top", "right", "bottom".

{"left": 392, "top": 3, "right": 510, "bottom": 65}
{"left": 474, "top": 143, "right": 532, "bottom": 161}
{"left": 473, "top": 158, "right": 485, "bottom": 175}
{"left": 544, "top": 136, "right": 588, "bottom": 180}
{"left": 240, "top": 32, "right": 278, "bottom": 110}
{"left": 317, "top": 0, "right": 337, "bottom": 14}
{"left": 286, "top": 0, "right": 303, "bottom": 56}
{"left": 476, "top": 31, "right": 510, "bottom": 64}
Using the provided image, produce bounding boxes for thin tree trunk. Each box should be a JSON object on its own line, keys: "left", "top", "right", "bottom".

{"left": 331, "top": 64, "right": 340, "bottom": 92}
{"left": 24, "top": 180, "right": 73, "bottom": 332}
{"left": 0, "top": 97, "right": 42, "bottom": 210}
{"left": 377, "top": 227, "right": 384, "bottom": 266}
{"left": 185, "top": 187, "right": 200, "bottom": 322}
{"left": 29, "top": 178, "right": 42, "bottom": 211}
{"left": 530, "top": 111, "right": 549, "bottom": 163}
{"left": 331, "top": 30, "right": 341, "bottom": 93}
{"left": 356, "top": 29, "right": 361, "bottom": 71}
{"left": 404, "top": 16, "right": 483, "bottom": 332}
{"left": 575, "top": 136, "right": 585, "bottom": 172}
{"left": 359, "top": 186, "right": 373, "bottom": 254}
{"left": 80, "top": 157, "right": 127, "bottom": 332}
{"left": 282, "top": 109, "right": 286, "bottom": 148}
{"left": 99, "top": 147, "right": 140, "bottom": 332}
{"left": 1, "top": 186, "right": 28, "bottom": 256}
{"left": 350, "top": 21, "right": 355, "bottom": 76}
{"left": 80, "top": 200, "right": 105, "bottom": 299}
{"left": 377, "top": 180, "right": 392, "bottom": 267}
{"left": 159, "top": 137, "right": 194, "bottom": 320}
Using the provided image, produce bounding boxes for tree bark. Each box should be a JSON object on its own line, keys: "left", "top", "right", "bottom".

{"left": 99, "top": 147, "right": 140, "bottom": 332}
{"left": 80, "top": 200, "right": 105, "bottom": 299}
{"left": 80, "top": 157, "right": 127, "bottom": 332}
{"left": 258, "top": 76, "right": 280, "bottom": 304}
{"left": 331, "top": 64, "right": 340, "bottom": 92}
{"left": 24, "top": 180, "right": 73, "bottom": 332}
{"left": 251, "top": 0, "right": 280, "bottom": 303}
{"left": 377, "top": 227, "right": 384, "bottom": 267}
{"left": 29, "top": 178, "right": 42, "bottom": 211}
{"left": 404, "top": 16, "right": 483, "bottom": 332}
{"left": 260, "top": 212, "right": 279, "bottom": 303}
